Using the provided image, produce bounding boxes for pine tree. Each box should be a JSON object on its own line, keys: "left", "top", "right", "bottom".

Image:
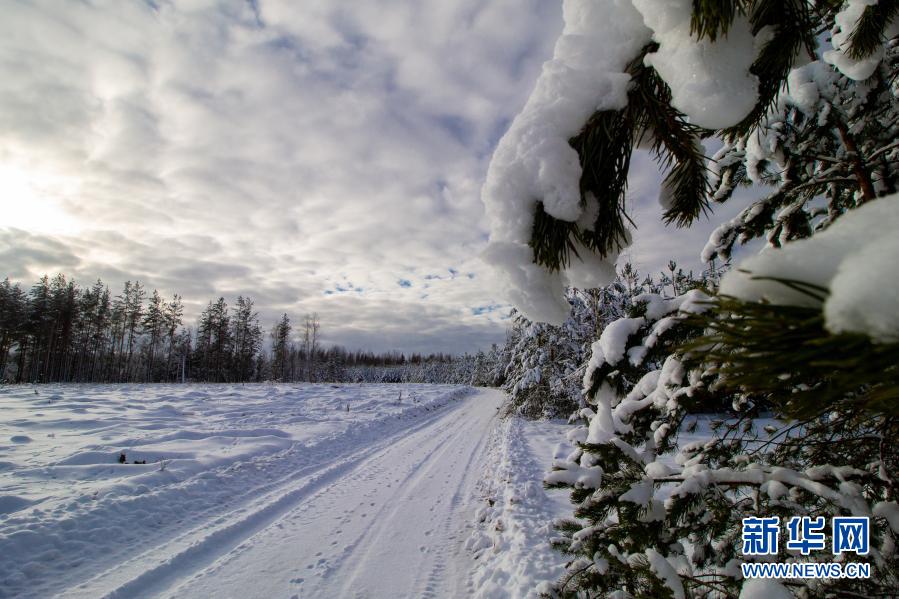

{"left": 194, "top": 300, "right": 216, "bottom": 381}
{"left": 231, "top": 296, "right": 261, "bottom": 382}
{"left": 703, "top": 41, "right": 899, "bottom": 263}
{"left": 163, "top": 294, "right": 184, "bottom": 382}
{"left": 545, "top": 286, "right": 724, "bottom": 597}
{"left": 271, "top": 313, "right": 291, "bottom": 382}
{"left": 301, "top": 313, "right": 320, "bottom": 382}
{"left": 110, "top": 280, "right": 146, "bottom": 381}
{"left": 142, "top": 290, "right": 165, "bottom": 381}
{"left": 25, "top": 275, "right": 53, "bottom": 382}
{"left": 479, "top": 1, "right": 899, "bottom": 597}
{"left": 0, "top": 279, "right": 26, "bottom": 381}
{"left": 502, "top": 304, "right": 586, "bottom": 419}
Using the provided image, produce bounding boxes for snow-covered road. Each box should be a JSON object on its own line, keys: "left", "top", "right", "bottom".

{"left": 4, "top": 386, "right": 502, "bottom": 599}
{"left": 154, "top": 388, "right": 502, "bottom": 599}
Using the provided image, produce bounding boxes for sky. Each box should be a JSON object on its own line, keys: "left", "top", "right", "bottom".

{"left": 0, "top": 0, "right": 754, "bottom": 354}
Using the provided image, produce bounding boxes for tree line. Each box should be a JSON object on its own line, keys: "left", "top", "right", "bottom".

{"left": 496, "top": 260, "right": 722, "bottom": 419}
{"left": 0, "top": 274, "right": 483, "bottom": 385}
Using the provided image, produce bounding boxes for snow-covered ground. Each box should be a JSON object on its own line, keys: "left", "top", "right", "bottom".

{"left": 467, "top": 417, "right": 571, "bottom": 597}
{"left": 0, "top": 383, "right": 507, "bottom": 598}
{"left": 464, "top": 413, "right": 734, "bottom": 597}
{"left": 0, "top": 383, "right": 730, "bottom": 598}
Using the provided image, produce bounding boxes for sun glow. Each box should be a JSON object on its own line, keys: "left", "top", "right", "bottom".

{"left": 0, "top": 162, "right": 82, "bottom": 235}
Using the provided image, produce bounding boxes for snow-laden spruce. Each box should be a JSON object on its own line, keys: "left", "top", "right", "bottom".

{"left": 481, "top": 0, "right": 651, "bottom": 324}
{"left": 544, "top": 281, "right": 899, "bottom": 597}
{"left": 501, "top": 289, "right": 606, "bottom": 419}
{"left": 545, "top": 288, "right": 719, "bottom": 596}
{"left": 702, "top": 41, "right": 899, "bottom": 265}
{"left": 824, "top": 0, "right": 899, "bottom": 81}
{"left": 720, "top": 193, "right": 899, "bottom": 342}
{"left": 482, "top": 0, "right": 763, "bottom": 325}
{"left": 481, "top": 1, "right": 899, "bottom": 597}
{"left": 498, "top": 265, "right": 706, "bottom": 421}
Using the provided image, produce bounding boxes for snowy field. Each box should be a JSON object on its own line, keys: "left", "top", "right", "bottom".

{"left": 0, "top": 383, "right": 728, "bottom": 598}
{"left": 0, "top": 383, "right": 514, "bottom": 598}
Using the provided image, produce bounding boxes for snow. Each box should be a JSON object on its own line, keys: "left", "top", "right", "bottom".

{"left": 0, "top": 383, "right": 507, "bottom": 598}
{"left": 549, "top": 409, "right": 802, "bottom": 591}
{"left": 480, "top": 0, "right": 771, "bottom": 325}
{"left": 738, "top": 578, "right": 792, "bottom": 599}
{"left": 826, "top": 230, "right": 899, "bottom": 342}
{"left": 467, "top": 416, "right": 571, "bottom": 598}
{"left": 784, "top": 63, "right": 826, "bottom": 115}
{"left": 720, "top": 194, "right": 899, "bottom": 341}
{"left": 631, "top": 0, "right": 759, "bottom": 129}
{"left": 481, "top": 0, "right": 651, "bottom": 325}
{"left": 873, "top": 501, "right": 899, "bottom": 534}
{"left": 582, "top": 314, "right": 647, "bottom": 392}
{"left": 824, "top": 0, "right": 899, "bottom": 81}
{"left": 580, "top": 289, "right": 712, "bottom": 450}
{"left": 598, "top": 316, "right": 645, "bottom": 366}
{"left": 645, "top": 548, "right": 685, "bottom": 599}
{"left": 586, "top": 382, "right": 620, "bottom": 445}
{"left": 620, "top": 479, "right": 653, "bottom": 505}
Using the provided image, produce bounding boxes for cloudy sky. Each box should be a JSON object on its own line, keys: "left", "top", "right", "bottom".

{"left": 0, "top": 0, "right": 750, "bottom": 354}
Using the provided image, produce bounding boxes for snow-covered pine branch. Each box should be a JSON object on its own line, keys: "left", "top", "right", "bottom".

{"left": 480, "top": 1, "right": 899, "bottom": 597}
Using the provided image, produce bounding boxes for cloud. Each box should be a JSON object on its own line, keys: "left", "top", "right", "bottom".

{"left": 0, "top": 1, "right": 768, "bottom": 353}
{"left": 0, "top": 230, "right": 82, "bottom": 280}
{"left": 0, "top": 0, "right": 559, "bottom": 353}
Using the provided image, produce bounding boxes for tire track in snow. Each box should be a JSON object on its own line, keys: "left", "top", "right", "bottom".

{"left": 61, "top": 389, "right": 479, "bottom": 599}
{"left": 416, "top": 405, "right": 497, "bottom": 599}
{"left": 161, "top": 389, "right": 504, "bottom": 599}
{"left": 334, "top": 400, "right": 480, "bottom": 596}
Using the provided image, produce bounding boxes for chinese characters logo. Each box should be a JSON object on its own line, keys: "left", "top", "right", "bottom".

{"left": 741, "top": 516, "right": 869, "bottom": 556}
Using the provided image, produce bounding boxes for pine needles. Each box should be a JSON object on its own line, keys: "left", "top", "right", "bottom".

{"left": 690, "top": 0, "right": 748, "bottom": 42}
{"left": 682, "top": 293, "right": 899, "bottom": 419}
{"left": 727, "top": 0, "right": 818, "bottom": 137}
{"left": 531, "top": 43, "right": 711, "bottom": 272}
{"left": 528, "top": 0, "right": 898, "bottom": 272}
{"left": 529, "top": 203, "right": 582, "bottom": 271}
{"left": 847, "top": 0, "right": 899, "bottom": 61}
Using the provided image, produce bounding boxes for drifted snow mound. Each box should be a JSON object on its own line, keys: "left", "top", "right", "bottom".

{"left": 466, "top": 417, "right": 571, "bottom": 598}
{"left": 482, "top": 0, "right": 760, "bottom": 325}
{"left": 720, "top": 194, "right": 899, "bottom": 342}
